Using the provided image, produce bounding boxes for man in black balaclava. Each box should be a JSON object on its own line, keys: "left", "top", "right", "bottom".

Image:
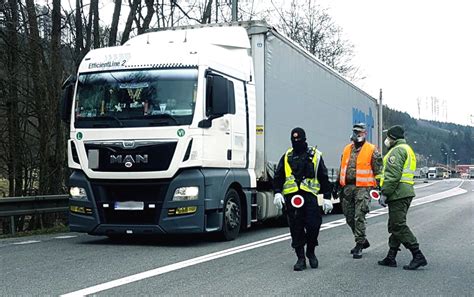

{"left": 273, "top": 127, "right": 334, "bottom": 271}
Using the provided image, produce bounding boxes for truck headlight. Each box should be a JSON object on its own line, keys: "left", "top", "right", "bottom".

{"left": 69, "top": 187, "right": 87, "bottom": 200}
{"left": 172, "top": 186, "right": 199, "bottom": 201}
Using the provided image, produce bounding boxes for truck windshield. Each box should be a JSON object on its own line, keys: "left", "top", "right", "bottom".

{"left": 75, "top": 68, "right": 198, "bottom": 128}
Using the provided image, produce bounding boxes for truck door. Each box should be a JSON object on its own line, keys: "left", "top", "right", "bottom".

{"left": 200, "top": 74, "right": 236, "bottom": 167}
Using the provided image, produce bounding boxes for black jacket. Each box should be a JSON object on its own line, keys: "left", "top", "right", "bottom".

{"left": 273, "top": 147, "right": 332, "bottom": 198}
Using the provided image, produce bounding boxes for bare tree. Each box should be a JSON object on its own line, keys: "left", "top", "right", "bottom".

{"left": 201, "top": 0, "right": 213, "bottom": 24}
{"left": 140, "top": 0, "right": 155, "bottom": 33}
{"left": 25, "top": 0, "right": 50, "bottom": 195}
{"left": 74, "top": 0, "right": 84, "bottom": 64}
{"left": 108, "top": 0, "right": 122, "bottom": 46}
{"left": 50, "top": 0, "right": 65, "bottom": 195}
{"left": 121, "top": 0, "right": 140, "bottom": 44}
{"left": 4, "top": 0, "right": 22, "bottom": 196}
{"left": 275, "top": 0, "right": 357, "bottom": 78}
{"left": 91, "top": 0, "right": 99, "bottom": 48}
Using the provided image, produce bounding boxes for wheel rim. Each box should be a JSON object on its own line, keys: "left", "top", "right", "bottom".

{"left": 225, "top": 197, "right": 240, "bottom": 230}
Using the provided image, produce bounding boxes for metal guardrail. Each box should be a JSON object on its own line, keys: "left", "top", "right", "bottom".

{"left": 0, "top": 194, "right": 69, "bottom": 235}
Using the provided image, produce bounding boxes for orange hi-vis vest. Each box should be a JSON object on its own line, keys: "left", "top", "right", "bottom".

{"left": 339, "top": 142, "right": 377, "bottom": 187}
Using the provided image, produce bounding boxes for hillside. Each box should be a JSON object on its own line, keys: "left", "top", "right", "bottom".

{"left": 383, "top": 106, "right": 474, "bottom": 167}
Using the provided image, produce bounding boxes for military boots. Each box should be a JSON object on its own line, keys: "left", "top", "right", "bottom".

{"left": 350, "top": 239, "right": 370, "bottom": 254}
{"left": 352, "top": 242, "right": 366, "bottom": 259}
{"left": 403, "top": 248, "right": 427, "bottom": 270}
{"left": 378, "top": 248, "right": 399, "bottom": 267}
{"left": 306, "top": 245, "right": 319, "bottom": 269}
{"left": 294, "top": 247, "right": 307, "bottom": 271}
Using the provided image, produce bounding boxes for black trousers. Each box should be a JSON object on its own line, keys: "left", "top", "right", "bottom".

{"left": 284, "top": 191, "right": 322, "bottom": 249}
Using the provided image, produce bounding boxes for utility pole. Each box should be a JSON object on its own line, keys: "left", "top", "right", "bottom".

{"left": 231, "top": 0, "right": 238, "bottom": 21}
{"left": 378, "top": 89, "right": 383, "bottom": 153}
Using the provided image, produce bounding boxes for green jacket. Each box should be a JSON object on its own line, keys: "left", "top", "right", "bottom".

{"left": 381, "top": 139, "right": 416, "bottom": 202}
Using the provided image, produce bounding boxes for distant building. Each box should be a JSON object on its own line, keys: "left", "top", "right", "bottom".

{"left": 456, "top": 164, "right": 474, "bottom": 175}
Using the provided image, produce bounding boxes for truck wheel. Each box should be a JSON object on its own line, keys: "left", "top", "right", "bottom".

{"left": 221, "top": 188, "right": 241, "bottom": 241}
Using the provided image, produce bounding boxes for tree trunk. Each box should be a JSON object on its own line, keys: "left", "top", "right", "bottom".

{"left": 5, "top": 0, "right": 23, "bottom": 197}
{"left": 75, "top": 0, "right": 84, "bottom": 66}
{"left": 25, "top": 0, "right": 50, "bottom": 195}
{"left": 49, "top": 0, "right": 64, "bottom": 195}
{"left": 91, "top": 0, "right": 100, "bottom": 48}
{"left": 201, "top": 0, "right": 213, "bottom": 24}
{"left": 85, "top": 0, "right": 93, "bottom": 51}
{"left": 108, "top": 0, "right": 122, "bottom": 46}
{"left": 139, "top": 0, "right": 155, "bottom": 34}
{"left": 121, "top": 0, "right": 140, "bottom": 44}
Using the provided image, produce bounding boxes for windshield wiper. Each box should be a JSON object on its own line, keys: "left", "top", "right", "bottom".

{"left": 98, "top": 115, "right": 125, "bottom": 127}
{"left": 147, "top": 113, "right": 180, "bottom": 125}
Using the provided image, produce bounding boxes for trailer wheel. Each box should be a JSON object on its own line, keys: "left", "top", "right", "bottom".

{"left": 220, "top": 188, "right": 241, "bottom": 241}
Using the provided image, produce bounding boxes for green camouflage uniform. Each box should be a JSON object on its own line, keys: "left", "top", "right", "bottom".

{"left": 381, "top": 139, "right": 418, "bottom": 249}
{"left": 340, "top": 143, "right": 382, "bottom": 244}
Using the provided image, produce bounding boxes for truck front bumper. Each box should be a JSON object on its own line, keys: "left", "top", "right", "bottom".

{"left": 68, "top": 169, "right": 223, "bottom": 236}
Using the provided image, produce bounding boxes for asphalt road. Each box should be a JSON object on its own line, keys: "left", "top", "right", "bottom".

{"left": 1, "top": 179, "right": 473, "bottom": 296}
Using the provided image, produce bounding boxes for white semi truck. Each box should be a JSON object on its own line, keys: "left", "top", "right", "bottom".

{"left": 61, "top": 21, "right": 381, "bottom": 240}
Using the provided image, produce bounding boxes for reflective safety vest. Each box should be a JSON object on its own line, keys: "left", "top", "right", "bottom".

{"left": 380, "top": 144, "right": 416, "bottom": 186}
{"left": 339, "top": 142, "right": 377, "bottom": 187}
{"left": 282, "top": 147, "right": 321, "bottom": 197}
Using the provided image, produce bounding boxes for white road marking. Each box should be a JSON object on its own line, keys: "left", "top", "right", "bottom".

{"left": 61, "top": 181, "right": 469, "bottom": 297}
{"left": 411, "top": 181, "right": 466, "bottom": 207}
{"left": 12, "top": 240, "right": 40, "bottom": 245}
{"left": 54, "top": 235, "right": 78, "bottom": 239}
{"left": 414, "top": 180, "right": 442, "bottom": 189}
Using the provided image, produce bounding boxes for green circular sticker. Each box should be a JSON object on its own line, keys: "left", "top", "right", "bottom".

{"left": 177, "top": 129, "right": 185, "bottom": 137}
{"left": 76, "top": 132, "right": 83, "bottom": 140}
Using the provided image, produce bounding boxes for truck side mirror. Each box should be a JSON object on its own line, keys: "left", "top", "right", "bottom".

{"left": 199, "top": 74, "right": 235, "bottom": 128}
{"left": 60, "top": 75, "right": 76, "bottom": 123}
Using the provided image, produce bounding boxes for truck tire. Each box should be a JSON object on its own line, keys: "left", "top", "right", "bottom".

{"left": 220, "top": 188, "right": 241, "bottom": 241}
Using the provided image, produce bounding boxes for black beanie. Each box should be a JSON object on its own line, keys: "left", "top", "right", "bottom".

{"left": 387, "top": 125, "right": 405, "bottom": 140}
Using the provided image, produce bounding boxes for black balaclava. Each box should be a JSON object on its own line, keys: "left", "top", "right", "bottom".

{"left": 291, "top": 127, "right": 308, "bottom": 154}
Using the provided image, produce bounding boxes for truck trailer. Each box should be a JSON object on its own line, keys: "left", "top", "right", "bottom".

{"left": 61, "top": 21, "right": 381, "bottom": 240}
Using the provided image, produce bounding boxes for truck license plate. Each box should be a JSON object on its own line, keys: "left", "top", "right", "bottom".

{"left": 114, "top": 201, "right": 144, "bottom": 210}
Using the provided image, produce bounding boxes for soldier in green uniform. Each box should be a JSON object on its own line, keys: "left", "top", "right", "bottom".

{"left": 378, "top": 125, "right": 428, "bottom": 270}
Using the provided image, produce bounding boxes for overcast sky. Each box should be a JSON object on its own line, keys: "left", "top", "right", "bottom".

{"left": 315, "top": 0, "right": 474, "bottom": 126}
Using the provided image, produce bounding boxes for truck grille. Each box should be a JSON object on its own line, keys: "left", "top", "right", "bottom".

{"left": 90, "top": 179, "right": 170, "bottom": 225}
{"left": 85, "top": 141, "right": 177, "bottom": 172}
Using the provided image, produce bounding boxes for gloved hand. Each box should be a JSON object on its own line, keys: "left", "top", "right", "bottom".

{"left": 379, "top": 194, "right": 388, "bottom": 207}
{"left": 323, "top": 199, "right": 333, "bottom": 214}
{"left": 273, "top": 193, "right": 285, "bottom": 210}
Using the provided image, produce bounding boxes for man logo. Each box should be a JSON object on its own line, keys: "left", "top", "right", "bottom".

{"left": 110, "top": 154, "right": 148, "bottom": 168}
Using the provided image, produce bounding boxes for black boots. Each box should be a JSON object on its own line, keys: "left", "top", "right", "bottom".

{"left": 378, "top": 248, "right": 399, "bottom": 267}
{"left": 350, "top": 239, "right": 370, "bottom": 255}
{"left": 378, "top": 247, "right": 427, "bottom": 270}
{"left": 306, "top": 245, "right": 319, "bottom": 269}
{"left": 294, "top": 247, "right": 307, "bottom": 271}
{"left": 294, "top": 246, "right": 319, "bottom": 271}
{"left": 352, "top": 243, "right": 364, "bottom": 259}
{"left": 403, "top": 248, "right": 427, "bottom": 270}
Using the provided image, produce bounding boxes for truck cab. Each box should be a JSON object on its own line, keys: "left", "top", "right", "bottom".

{"left": 61, "top": 26, "right": 257, "bottom": 240}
